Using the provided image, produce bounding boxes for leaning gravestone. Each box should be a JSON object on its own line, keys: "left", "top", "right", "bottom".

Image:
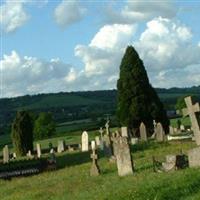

{"left": 57, "top": 140, "right": 65, "bottom": 153}
{"left": 112, "top": 133, "right": 134, "bottom": 176}
{"left": 182, "top": 96, "right": 200, "bottom": 145}
{"left": 188, "top": 147, "right": 200, "bottom": 167}
{"left": 121, "top": 127, "right": 128, "bottom": 137}
{"left": 82, "top": 131, "right": 89, "bottom": 152}
{"left": 36, "top": 143, "right": 41, "bottom": 158}
{"left": 156, "top": 123, "right": 165, "bottom": 142}
{"left": 3, "top": 145, "right": 9, "bottom": 164}
{"left": 139, "top": 122, "right": 147, "bottom": 141}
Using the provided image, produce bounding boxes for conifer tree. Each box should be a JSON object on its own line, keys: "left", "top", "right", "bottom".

{"left": 117, "top": 46, "right": 169, "bottom": 135}
{"left": 11, "top": 111, "right": 33, "bottom": 156}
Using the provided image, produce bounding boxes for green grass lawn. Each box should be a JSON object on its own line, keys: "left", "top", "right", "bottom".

{"left": 0, "top": 140, "right": 199, "bottom": 200}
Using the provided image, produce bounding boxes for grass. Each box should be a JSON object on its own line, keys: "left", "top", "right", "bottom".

{"left": 0, "top": 140, "right": 199, "bottom": 200}
{"left": 170, "top": 117, "right": 191, "bottom": 127}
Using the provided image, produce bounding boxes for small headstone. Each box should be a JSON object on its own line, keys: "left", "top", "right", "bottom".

{"left": 82, "top": 131, "right": 89, "bottom": 152}
{"left": 105, "top": 120, "right": 110, "bottom": 135}
{"left": 182, "top": 96, "right": 200, "bottom": 145}
{"left": 131, "top": 137, "right": 139, "bottom": 145}
{"left": 90, "top": 140, "right": 100, "bottom": 176}
{"left": 169, "top": 126, "right": 174, "bottom": 135}
{"left": 112, "top": 134, "right": 134, "bottom": 176}
{"left": 57, "top": 140, "right": 65, "bottom": 153}
{"left": 188, "top": 147, "right": 200, "bottom": 168}
{"left": 27, "top": 150, "right": 33, "bottom": 158}
{"left": 13, "top": 152, "right": 17, "bottom": 159}
{"left": 180, "top": 125, "right": 185, "bottom": 131}
{"left": 139, "top": 122, "right": 147, "bottom": 141}
{"left": 3, "top": 145, "right": 9, "bottom": 164}
{"left": 68, "top": 146, "right": 74, "bottom": 152}
{"left": 99, "top": 127, "right": 104, "bottom": 140}
{"left": 156, "top": 123, "right": 165, "bottom": 142}
{"left": 95, "top": 136, "right": 100, "bottom": 146}
{"left": 36, "top": 143, "right": 41, "bottom": 158}
{"left": 121, "top": 127, "right": 128, "bottom": 137}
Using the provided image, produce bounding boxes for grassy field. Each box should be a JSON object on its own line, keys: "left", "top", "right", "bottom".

{"left": 0, "top": 140, "right": 200, "bottom": 200}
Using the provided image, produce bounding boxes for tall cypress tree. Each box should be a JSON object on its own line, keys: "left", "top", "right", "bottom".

{"left": 117, "top": 46, "right": 169, "bottom": 136}
{"left": 11, "top": 111, "right": 33, "bottom": 156}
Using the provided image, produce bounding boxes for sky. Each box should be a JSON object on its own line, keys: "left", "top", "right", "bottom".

{"left": 0, "top": 0, "right": 200, "bottom": 98}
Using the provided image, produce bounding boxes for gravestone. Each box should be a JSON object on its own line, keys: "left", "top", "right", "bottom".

{"left": 90, "top": 140, "right": 100, "bottom": 176}
{"left": 103, "top": 134, "right": 112, "bottom": 158}
{"left": 36, "top": 143, "right": 41, "bottom": 158}
{"left": 95, "top": 136, "right": 100, "bottom": 146}
{"left": 121, "top": 127, "right": 128, "bottom": 137}
{"left": 131, "top": 137, "right": 139, "bottom": 145}
{"left": 112, "top": 134, "right": 134, "bottom": 176}
{"left": 3, "top": 145, "right": 9, "bottom": 164}
{"left": 182, "top": 96, "right": 200, "bottom": 145}
{"left": 169, "top": 126, "right": 174, "bottom": 135}
{"left": 139, "top": 122, "right": 147, "bottom": 141}
{"left": 57, "top": 140, "right": 65, "bottom": 153}
{"left": 156, "top": 123, "right": 165, "bottom": 142}
{"left": 27, "top": 150, "right": 33, "bottom": 158}
{"left": 162, "top": 155, "right": 176, "bottom": 172}
{"left": 82, "top": 131, "right": 89, "bottom": 152}
{"left": 105, "top": 120, "right": 110, "bottom": 136}
{"left": 180, "top": 125, "right": 185, "bottom": 131}
{"left": 188, "top": 147, "right": 200, "bottom": 167}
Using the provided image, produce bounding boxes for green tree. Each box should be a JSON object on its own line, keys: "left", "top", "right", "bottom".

{"left": 117, "top": 46, "right": 169, "bottom": 136}
{"left": 34, "top": 112, "right": 56, "bottom": 139}
{"left": 11, "top": 111, "right": 33, "bottom": 156}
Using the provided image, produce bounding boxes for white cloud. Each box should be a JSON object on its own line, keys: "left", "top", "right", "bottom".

{"left": 0, "top": 51, "right": 75, "bottom": 97}
{"left": 54, "top": 0, "right": 86, "bottom": 29}
{"left": 0, "top": 0, "right": 29, "bottom": 33}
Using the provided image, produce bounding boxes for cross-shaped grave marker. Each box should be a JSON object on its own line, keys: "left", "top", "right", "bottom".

{"left": 182, "top": 96, "right": 200, "bottom": 145}
{"left": 90, "top": 141, "right": 100, "bottom": 176}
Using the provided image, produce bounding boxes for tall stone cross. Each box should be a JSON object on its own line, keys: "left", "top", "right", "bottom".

{"left": 182, "top": 96, "right": 200, "bottom": 145}
{"left": 99, "top": 127, "right": 104, "bottom": 140}
{"left": 105, "top": 120, "right": 110, "bottom": 135}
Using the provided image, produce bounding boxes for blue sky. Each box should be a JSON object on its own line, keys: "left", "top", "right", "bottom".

{"left": 1, "top": 0, "right": 200, "bottom": 98}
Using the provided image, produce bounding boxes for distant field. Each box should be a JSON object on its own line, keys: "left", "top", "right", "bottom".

{"left": 0, "top": 140, "right": 199, "bottom": 200}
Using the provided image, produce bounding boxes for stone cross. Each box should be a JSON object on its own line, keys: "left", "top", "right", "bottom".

{"left": 81, "top": 131, "right": 89, "bottom": 152}
{"left": 57, "top": 140, "right": 65, "bottom": 153}
{"left": 90, "top": 140, "right": 100, "bottom": 176}
{"left": 99, "top": 127, "right": 104, "bottom": 139}
{"left": 112, "top": 134, "right": 134, "bottom": 176}
{"left": 105, "top": 120, "right": 110, "bottom": 135}
{"left": 182, "top": 96, "right": 200, "bottom": 145}
{"left": 3, "top": 145, "right": 9, "bottom": 164}
{"left": 36, "top": 143, "right": 41, "bottom": 158}
{"left": 156, "top": 122, "right": 165, "bottom": 142}
{"left": 139, "top": 122, "right": 147, "bottom": 141}
{"left": 121, "top": 127, "right": 128, "bottom": 137}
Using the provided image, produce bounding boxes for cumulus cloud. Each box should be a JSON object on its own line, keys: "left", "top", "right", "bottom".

{"left": 0, "top": 0, "right": 29, "bottom": 33}
{"left": 0, "top": 51, "right": 75, "bottom": 97}
{"left": 105, "top": 0, "right": 177, "bottom": 24}
{"left": 54, "top": 0, "right": 86, "bottom": 29}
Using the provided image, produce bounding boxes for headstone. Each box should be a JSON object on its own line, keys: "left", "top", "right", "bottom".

{"left": 139, "top": 122, "right": 147, "bottom": 141}
{"left": 82, "top": 131, "right": 89, "bottom": 152}
{"left": 27, "top": 150, "right": 33, "bottom": 158}
{"left": 173, "top": 127, "right": 178, "bottom": 133}
{"left": 112, "top": 134, "right": 134, "bottom": 176}
{"left": 131, "top": 137, "right": 139, "bottom": 145}
{"left": 156, "top": 123, "right": 165, "bottom": 142}
{"left": 105, "top": 120, "right": 110, "bottom": 135}
{"left": 13, "top": 152, "right": 17, "bottom": 159}
{"left": 188, "top": 147, "right": 200, "bottom": 167}
{"left": 68, "top": 145, "right": 74, "bottom": 152}
{"left": 99, "top": 127, "right": 104, "bottom": 140}
{"left": 36, "top": 143, "right": 41, "bottom": 158}
{"left": 95, "top": 136, "right": 100, "bottom": 146}
{"left": 121, "top": 127, "right": 128, "bottom": 137}
{"left": 90, "top": 141, "right": 100, "bottom": 176}
{"left": 57, "top": 140, "right": 65, "bottom": 153}
{"left": 180, "top": 125, "right": 185, "bottom": 131}
{"left": 103, "top": 134, "right": 112, "bottom": 158}
{"left": 182, "top": 96, "right": 200, "bottom": 145}
{"left": 3, "top": 145, "right": 9, "bottom": 164}
{"left": 169, "top": 126, "right": 174, "bottom": 135}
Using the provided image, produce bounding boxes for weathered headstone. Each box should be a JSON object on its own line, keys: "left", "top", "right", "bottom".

{"left": 121, "top": 127, "right": 128, "bottom": 137}
{"left": 3, "top": 145, "right": 9, "bottom": 164}
{"left": 112, "top": 134, "right": 134, "bottom": 176}
{"left": 57, "top": 140, "right": 65, "bottom": 153}
{"left": 131, "top": 137, "right": 139, "bottom": 145}
{"left": 95, "top": 136, "right": 100, "bottom": 146}
{"left": 27, "top": 150, "right": 33, "bottom": 158}
{"left": 36, "top": 143, "right": 41, "bottom": 158}
{"left": 156, "top": 123, "right": 165, "bottom": 142}
{"left": 139, "top": 122, "right": 147, "bottom": 141}
{"left": 188, "top": 147, "right": 200, "bottom": 167}
{"left": 162, "top": 155, "right": 176, "bottom": 172}
{"left": 90, "top": 140, "right": 100, "bottom": 176}
{"left": 180, "top": 125, "right": 185, "bottom": 131}
{"left": 103, "top": 134, "right": 112, "bottom": 158}
{"left": 105, "top": 120, "right": 110, "bottom": 136}
{"left": 169, "top": 126, "right": 174, "bottom": 135}
{"left": 99, "top": 127, "right": 104, "bottom": 140}
{"left": 182, "top": 96, "right": 200, "bottom": 145}
{"left": 81, "top": 131, "right": 89, "bottom": 152}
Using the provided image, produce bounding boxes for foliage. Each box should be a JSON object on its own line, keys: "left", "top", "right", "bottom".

{"left": 117, "top": 46, "right": 169, "bottom": 135}
{"left": 11, "top": 111, "right": 33, "bottom": 156}
{"left": 34, "top": 112, "right": 56, "bottom": 140}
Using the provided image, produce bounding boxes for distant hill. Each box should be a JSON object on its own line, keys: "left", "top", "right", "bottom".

{"left": 0, "top": 86, "right": 200, "bottom": 132}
